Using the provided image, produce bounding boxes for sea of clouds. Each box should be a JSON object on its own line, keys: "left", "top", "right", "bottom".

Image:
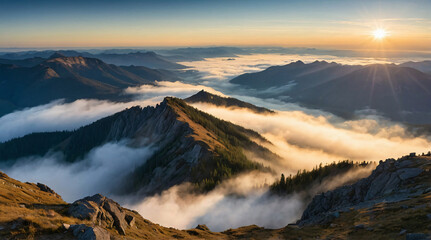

{"left": 1, "top": 54, "right": 430, "bottom": 231}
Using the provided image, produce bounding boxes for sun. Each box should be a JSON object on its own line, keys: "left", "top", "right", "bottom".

{"left": 372, "top": 28, "right": 388, "bottom": 40}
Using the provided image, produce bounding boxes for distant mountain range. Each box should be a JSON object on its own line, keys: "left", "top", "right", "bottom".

{"left": 0, "top": 50, "right": 185, "bottom": 69}
{"left": 0, "top": 97, "right": 277, "bottom": 195}
{"left": 0, "top": 54, "right": 180, "bottom": 116}
{"left": 158, "top": 47, "right": 249, "bottom": 61}
{"left": 231, "top": 60, "right": 431, "bottom": 124}
{"left": 184, "top": 90, "right": 274, "bottom": 114}
{"left": 400, "top": 60, "right": 431, "bottom": 74}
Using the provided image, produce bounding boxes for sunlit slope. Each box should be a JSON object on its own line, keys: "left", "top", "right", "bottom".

{"left": 0, "top": 97, "right": 277, "bottom": 195}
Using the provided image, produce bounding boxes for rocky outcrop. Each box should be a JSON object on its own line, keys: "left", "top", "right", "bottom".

{"left": 70, "top": 224, "right": 111, "bottom": 240}
{"left": 35, "top": 182, "right": 63, "bottom": 200}
{"left": 299, "top": 157, "right": 426, "bottom": 225}
{"left": 68, "top": 194, "right": 131, "bottom": 235}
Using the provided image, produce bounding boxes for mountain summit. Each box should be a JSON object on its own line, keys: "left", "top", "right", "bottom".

{"left": 185, "top": 90, "right": 274, "bottom": 114}
{"left": 0, "top": 55, "right": 179, "bottom": 116}
{"left": 231, "top": 61, "right": 431, "bottom": 123}
{"left": 0, "top": 97, "right": 277, "bottom": 195}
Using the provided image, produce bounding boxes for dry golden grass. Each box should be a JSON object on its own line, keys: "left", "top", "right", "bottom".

{"left": 0, "top": 157, "right": 430, "bottom": 239}
{"left": 167, "top": 97, "right": 225, "bottom": 151}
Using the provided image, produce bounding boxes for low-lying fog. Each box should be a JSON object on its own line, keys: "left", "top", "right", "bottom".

{"left": 1, "top": 54, "right": 430, "bottom": 231}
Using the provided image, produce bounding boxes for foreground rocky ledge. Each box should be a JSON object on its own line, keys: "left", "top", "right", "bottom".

{"left": 0, "top": 154, "right": 430, "bottom": 239}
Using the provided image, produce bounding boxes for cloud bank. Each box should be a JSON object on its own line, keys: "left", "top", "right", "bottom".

{"left": 2, "top": 53, "right": 431, "bottom": 232}
{"left": 189, "top": 103, "right": 431, "bottom": 171}
{"left": 1, "top": 141, "right": 153, "bottom": 201}
{"left": 178, "top": 54, "right": 396, "bottom": 81}
{"left": 0, "top": 81, "right": 224, "bottom": 142}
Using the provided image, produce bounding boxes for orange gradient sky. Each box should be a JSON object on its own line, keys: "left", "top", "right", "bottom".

{"left": 1, "top": 0, "right": 430, "bottom": 52}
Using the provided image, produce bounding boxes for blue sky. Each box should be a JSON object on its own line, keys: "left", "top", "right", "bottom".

{"left": 1, "top": 0, "right": 430, "bottom": 50}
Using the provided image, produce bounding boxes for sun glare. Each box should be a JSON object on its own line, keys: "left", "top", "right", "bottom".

{"left": 372, "top": 28, "right": 388, "bottom": 40}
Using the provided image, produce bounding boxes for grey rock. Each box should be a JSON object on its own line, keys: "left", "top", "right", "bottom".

{"left": 196, "top": 224, "right": 210, "bottom": 231}
{"left": 62, "top": 223, "right": 70, "bottom": 230}
{"left": 10, "top": 218, "right": 29, "bottom": 230}
{"left": 406, "top": 233, "right": 429, "bottom": 240}
{"left": 69, "top": 194, "right": 128, "bottom": 235}
{"left": 332, "top": 211, "right": 340, "bottom": 218}
{"left": 299, "top": 158, "right": 427, "bottom": 226}
{"left": 397, "top": 168, "right": 423, "bottom": 180}
{"left": 398, "top": 160, "right": 413, "bottom": 168}
{"left": 70, "top": 224, "right": 110, "bottom": 240}
{"left": 354, "top": 224, "right": 365, "bottom": 230}
{"left": 103, "top": 200, "right": 127, "bottom": 235}
{"left": 36, "top": 183, "right": 56, "bottom": 194}
{"left": 36, "top": 183, "right": 62, "bottom": 199}
{"left": 125, "top": 214, "right": 136, "bottom": 227}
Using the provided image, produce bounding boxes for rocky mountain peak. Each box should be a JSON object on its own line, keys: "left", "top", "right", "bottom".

{"left": 299, "top": 155, "right": 430, "bottom": 226}
{"left": 48, "top": 52, "right": 66, "bottom": 59}
{"left": 184, "top": 90, "right": 274, "bottom": 114}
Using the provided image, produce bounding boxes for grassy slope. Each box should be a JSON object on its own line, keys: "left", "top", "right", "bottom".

{"left": 224, "top": 156, "right": 431, "bottom": 239}
{"left": 0, "top": 171, "right": 226, "bottom": 239}
{"left": 129, "top": 97, "right": 272, "bottom": 192}
{"left": 0, "top": 156, "right": 429, "bottom": 239}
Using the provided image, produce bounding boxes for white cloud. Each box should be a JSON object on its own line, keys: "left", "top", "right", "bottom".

{"left": 2, "top": 141, "right": 154, "bottom": 201}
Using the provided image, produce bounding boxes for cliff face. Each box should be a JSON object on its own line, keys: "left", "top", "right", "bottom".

{"left": 0, "top": 172, "right": 225, "bottom": 240}
{"left": 1, "top": 156, "right": 430, "bottom": 239}
{"left": 299, "top": 155, "right": 430, "bottom": 226}
{"left": 0, "top": 97, "right": 276, "bottom": 196}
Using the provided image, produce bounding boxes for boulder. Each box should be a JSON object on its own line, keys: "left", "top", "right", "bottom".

{"left": 70, "top": 224, "right": 111, "bottom": 240}
{"left": 36, "top": 183, "right": 62, "bottom": 199}
{"left": 397, "top": 168, "right": 423, "bottom": 180}
{"left": 68, "top": 194, "right": 128, "bottom": 235}
{"left": 406, "top": 233, "right": 429, "bottom": 240}
{"left": 195, "top": 224, "right": 210, "bottom": 231}
{"left": 125, "top": 214, "right": 136, "bottom": 227}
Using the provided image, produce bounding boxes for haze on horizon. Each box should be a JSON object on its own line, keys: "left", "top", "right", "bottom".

{"left": 1, "top": 0, "right": 430, "bottom": 53}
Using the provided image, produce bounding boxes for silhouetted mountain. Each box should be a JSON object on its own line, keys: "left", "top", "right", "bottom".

{"left": 0, "top": 97, "right": 277, "bottom": 195}
{"left": 95, "top": 51, "right": 186, "bottom": 69}
{"left": 0, "top": 50, "right": 91, "bottom": 59}
{"left": 400, "top": 60, "right": 431, "bottom": 74}
{"left": 0, "top": 56, "right": 179, "bottom": 116}
{"left": 120, "top": 65, "right": 180, "bottom": 81}
{"left": 48, "top": 52, "right": 67, "bottom": 59}
{"left": 231, "top": 60, "right": 360, "bottom": 91}
{"left": 185, "top": 90, "right": 274, "bottom": 114}
{"left": 0, "top": 50, "right": 185, "bottom": 69}
{"left": 231, "top": 61, "right": 431, "bottom": 123}
{"left": 294, "top": 64, "right": 431, "bottom": 123}
{"left": 159, "top": 47, "right": 248, "bottom": 61}
{"left": 0, "top": 57, "right": 46, "bottom": 67}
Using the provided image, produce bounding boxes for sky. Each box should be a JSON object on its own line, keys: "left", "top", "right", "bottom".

{"left": 1, "top": 0, "right": 431, "bottom": 52}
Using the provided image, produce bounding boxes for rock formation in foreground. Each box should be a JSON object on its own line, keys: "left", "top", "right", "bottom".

{"left": 0, "top": 154, "right": 430, "bottom": 239}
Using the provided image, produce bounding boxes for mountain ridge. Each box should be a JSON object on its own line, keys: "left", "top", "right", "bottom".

{"left": 230, "top": 61, "right": 431, "bottom": 123}
{"left": 184, "top": 90, "right": 274, "bottom": 114}
{"left": 1, "top": 154, "right": 429, "bottom": 239}
{"left": 0, "top": 55, "right": 180, "bottom": 117}
{"left": 0, "top": 97, "right": 277, "bottom": 195}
